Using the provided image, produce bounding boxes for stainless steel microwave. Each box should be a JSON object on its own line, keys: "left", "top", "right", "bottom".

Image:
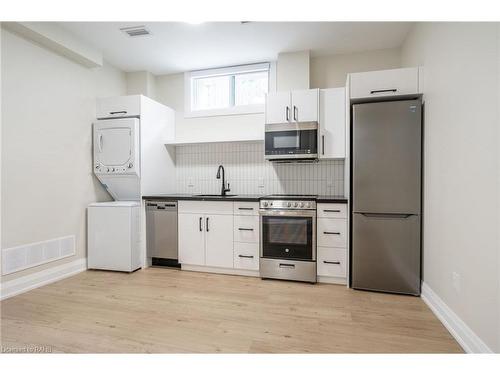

{"left": 264, "top": 122, "right": 318, "bottom": 161}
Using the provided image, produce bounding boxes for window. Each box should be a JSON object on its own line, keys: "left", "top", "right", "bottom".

{"left": 185, "top": 63, "right": 271, "bottom": 117}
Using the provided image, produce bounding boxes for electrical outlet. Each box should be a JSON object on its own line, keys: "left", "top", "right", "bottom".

{"left": 452, "top": 271, "right": 461, "bottom": 293}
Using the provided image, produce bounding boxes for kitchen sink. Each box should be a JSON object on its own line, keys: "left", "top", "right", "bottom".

{"left": 194, "top": 194, "right": 237, "bottom": 197}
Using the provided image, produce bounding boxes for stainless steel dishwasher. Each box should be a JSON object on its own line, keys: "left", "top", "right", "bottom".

{"left": 145, "top": 201, "right": 179, "bottom": 268}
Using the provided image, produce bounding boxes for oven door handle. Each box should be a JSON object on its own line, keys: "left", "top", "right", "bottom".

{"left": 259, "top": 209, "right": 316, "bottom": 217}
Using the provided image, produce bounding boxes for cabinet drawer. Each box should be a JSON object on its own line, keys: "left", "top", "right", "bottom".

{"left": 350, "top": 67, "right": 420, "bottom": 100}
{"left": 234, "top": 242, "right": 259, "bottom": 271}
{"left": 233, "top": 201, "right": 259, "bottom": 216}
{"left": 317, "top": 203, "right": 347, "bottom": 218}
{"left": 178, "top": 200, "right": 233, "bottom": 215}
{"left": 318, "top": 218, "right": 347, "bottom": 248}
{"left": 234, "top": 215, "right": 260, "bottom": 243}
{"left": 317, "top": 247, "right": 346, "bottom": 278}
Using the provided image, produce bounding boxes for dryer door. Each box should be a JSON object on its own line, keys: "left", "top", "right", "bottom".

{"left": 93, "top": 118, "right": 139, "bottom": 175}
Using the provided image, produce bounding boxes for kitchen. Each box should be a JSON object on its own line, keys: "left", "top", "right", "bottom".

{"left": 1, "top": 10, "right": 499, "bottom": 371}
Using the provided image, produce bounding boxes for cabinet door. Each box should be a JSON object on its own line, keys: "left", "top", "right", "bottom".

{"left": 349, "top": 67, "right": 419, "bottom": 99}
{"left": 291, "top": 89, "right": 319, "bottom": 122}
{"left": 205, "top": 214, "right": 234, "bottom": 268}
{"left": 265, "top": 91, "right": 291, "bottom": 124}
{"left": 178, "top": 213, "right": 205, "bottom": 266}
{"left": 319, "top": 88, "right": 346, "bottom": 159}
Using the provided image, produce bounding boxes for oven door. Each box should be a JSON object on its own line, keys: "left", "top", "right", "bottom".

{"left": 260, "top": 210, "right": 316, "bottom": 261}
{"left": 265, "top": 124, "right": 318, "bottom": 160}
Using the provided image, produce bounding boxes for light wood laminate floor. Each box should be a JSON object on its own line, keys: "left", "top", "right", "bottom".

{"left": 1, "top": 268, "right": 462, "bottom": 353}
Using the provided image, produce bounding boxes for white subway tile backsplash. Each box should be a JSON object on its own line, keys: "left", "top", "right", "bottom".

{"left": 174, "top": 141, "right": 344, "bottom": 196}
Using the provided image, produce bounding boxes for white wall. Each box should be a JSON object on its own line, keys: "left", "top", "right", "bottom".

{"left": 156, "top": 73, "right": 264, "bottom": 143}
{"left": 277, "top": 50, "right": 310, "bottom": 91}
{"left": 126, "top": 71, "right": 156, "bottom": 99}
{"left": 1, "top": 29, "right": 126, "bottom": 282}
{"left": 402, "top": 22, "right": 500, "bottom": 352}
{"left": 310, "top": 47, "right": 401, "bottom": 88}
{"left": 155, "top": 48, "right": 401, "bottom": 144}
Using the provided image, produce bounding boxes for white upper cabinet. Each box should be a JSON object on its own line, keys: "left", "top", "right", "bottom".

{"left": 265, "top": 89, "right": 318, "bottom": 124}
{"left": 265, "top": 91, "right": 291, "bottom": 124}
{"left": 349, "top": 67, "right": 421, "bottom": 100}
{"left": 96, "top": 95, "right": 141, "bottom": 118}
{"left": 319, "top": 88, "right": 346, "bottom": 159}
{"left": 291, "top": 89, "right": 319, "bottom": 122}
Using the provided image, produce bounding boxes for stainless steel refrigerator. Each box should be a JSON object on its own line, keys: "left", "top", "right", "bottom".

{"left": 351, "top": 99, "right": 422, "bottom": 295}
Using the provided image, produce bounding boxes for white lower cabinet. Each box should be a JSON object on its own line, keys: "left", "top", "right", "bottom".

{"left": 316, "top": 203, "right": 348, "bottom": 284}
{"left": 178, "top": 201, "right": 234, "bottom": 268}
{"left": 205, "top": 214, "right": 234, "bottom": 268}
{"left": 233, "top": 215, "right": 259, "bottom": 243}
{"left": 317, "top": 247, "right": 346, "bottom": 278}
{"left": 178, "top": 201, "right": 258, "bottom": 274}
{"left": 178, "top": 213, "right": 205, "bottom": 266}
{"left": 317, "top": 218, "right": 347, "bottom": 248}
{"left": 233, "top": 242, "right": 259, "bottom": 271}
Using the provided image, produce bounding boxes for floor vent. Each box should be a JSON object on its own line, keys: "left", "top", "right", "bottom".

{"left": 1, "top": 235, "right": 76, "bottom": 275}
{"left": 120, "top": 26, "right": 151, "bottom": 38}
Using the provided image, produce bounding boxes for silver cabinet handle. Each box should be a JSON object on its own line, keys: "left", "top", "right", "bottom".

{"left": 199, "top": 217, "right": 202, "bottom": 232}
{"left": 370, "top": 89, "right": 397, "bottom": 94}
{"left": 322, "top": 135, "right": 325, "bottom": 155}
{"left": 238, "top": 228, "right": 254, "bottom": 231}
{"left": 293, "top": 105, "right": 298, "bottom": 121}
{"left": 238, "top": 207, "right": 253, "bottom": 211}
{"left": 324, "top": 209, "right": 341, "bottom": 213}
{"left": 323, "top": 261, "right": 341, "bottom": 265}
{"left": 238, "top": 255, "right": 254, "bottom": 259}
{"left": 206, "top": 217, "right": 209, "bottom": 232}
{"left": 285, "top": 106, "right": 290, "bottom": 122}
{"left": 323, "top": 231, "right": 340, "bottom": 235}
{"left": 109, "top": 111, "right": 127, "bottom": 115}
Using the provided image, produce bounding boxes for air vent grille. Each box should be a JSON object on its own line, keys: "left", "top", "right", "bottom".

{"left": 120, "top": 26, "right": 151, "bottom": 38}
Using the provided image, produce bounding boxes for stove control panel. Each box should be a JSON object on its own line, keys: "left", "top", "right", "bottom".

{"left": 260, "top": 200, "right": 316, "bottom": 210}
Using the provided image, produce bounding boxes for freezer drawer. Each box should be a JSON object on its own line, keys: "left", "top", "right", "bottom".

{"left": 352, "top": 213, "right": 421, "bottom": 295}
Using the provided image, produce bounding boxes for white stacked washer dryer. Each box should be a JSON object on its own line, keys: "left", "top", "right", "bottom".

{"left": 87, "top": 95, "right": 176, "bottom": 272}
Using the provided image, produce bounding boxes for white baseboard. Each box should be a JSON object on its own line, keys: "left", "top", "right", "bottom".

{"left": 181, "top": 264, "right": 260, "bottom": 278}
{"left": 0, "top": 258, "right": 87, "bottom": 301}
{"left": 421, "top": 282, "right": 493, "bottom": 353}
{"left": 317, "top": 276, "right": 347, "bottom": 285}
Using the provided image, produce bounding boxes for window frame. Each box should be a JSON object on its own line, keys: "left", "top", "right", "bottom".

{"left": 184, "top": 62, "right": 275, "bottom": 118}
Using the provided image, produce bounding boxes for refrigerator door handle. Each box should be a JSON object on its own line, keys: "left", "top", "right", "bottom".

{"left": 357, "top": 213, "right": 415, "bottom": 219}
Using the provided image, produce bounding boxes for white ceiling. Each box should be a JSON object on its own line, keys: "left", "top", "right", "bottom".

{"left": 58, "top": 22, "right": 413, "bottom": 75}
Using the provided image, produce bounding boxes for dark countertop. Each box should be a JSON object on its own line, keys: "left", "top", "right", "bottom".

{"left": 142, "top": 194, "right": 347, "bottom": 203}
{"left": 316, "top": 196, "right": 348, "bottom": 204}
{"left": 142, "top": 194, "right": 262, "bottom": 202}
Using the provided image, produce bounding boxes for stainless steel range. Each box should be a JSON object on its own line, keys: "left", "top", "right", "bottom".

{"left": 259, "top": 195, "right": 317, "bottom": 283}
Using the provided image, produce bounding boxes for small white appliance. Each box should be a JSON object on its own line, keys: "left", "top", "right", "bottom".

{"left": 87, "top": 201, "right": 141, "bottom": 272}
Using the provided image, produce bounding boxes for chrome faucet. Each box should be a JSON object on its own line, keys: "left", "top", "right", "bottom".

{"left": 216, "top": 165, "right": 231, "bottom": 196}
